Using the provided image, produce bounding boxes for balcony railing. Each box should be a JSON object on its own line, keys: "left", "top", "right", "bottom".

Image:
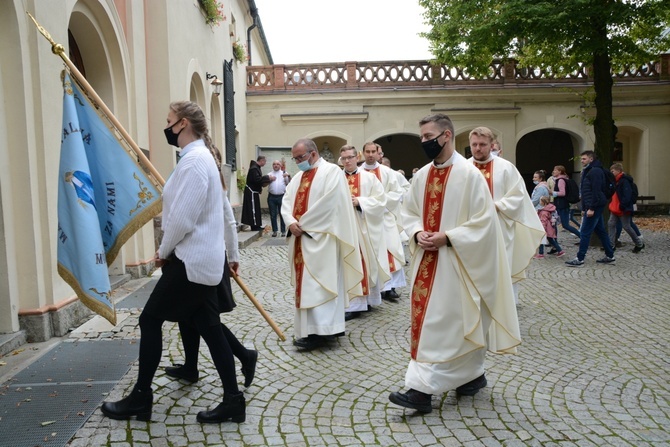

{"left": 246, "top": 55, "right": 669, "bottom": 93}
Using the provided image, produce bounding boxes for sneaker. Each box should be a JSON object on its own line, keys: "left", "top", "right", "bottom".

{"left": 632, "top": 243, "right": 645, "bottom": 253}
{"left": 272, "top": 232, "right": 277, "bottom": 237}
{"left": 565, "top": 258, "right": 584, "bottom": 267}
{"left": 555, "top": 251, "right": 566, "bottom": 257}
{"left": 547, "top": 248, "right": 558, "bottom": 255}
{"left": 596, "top": 256, "right": 616, "bottom": 264}
{"left": 533, "top": 254, "right": 544, "bottom": 259}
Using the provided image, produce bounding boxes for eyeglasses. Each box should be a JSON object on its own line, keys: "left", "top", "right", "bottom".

{"left": 292, "top": 151, "right": 312, "bottom": 162}
{"left": 341, "top": 155, "right": 357, "bottom": 161}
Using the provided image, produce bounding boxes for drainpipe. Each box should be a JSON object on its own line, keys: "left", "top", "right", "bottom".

{"left": 246, "top": 5, "right": 258, "bottom": 66}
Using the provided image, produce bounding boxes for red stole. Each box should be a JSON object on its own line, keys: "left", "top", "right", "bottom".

{"left": 410, "top": 165, "right": 452, "bottom": 359}
{"left": 474, "top": 160, "right": 494, "bottom": 196}
{"left": 364, "top": 166, "right": 397, "bottom": 272}
{"left": 346, "top": 172, "right": 369, "bottom": 295}
{"left": 292, "top": 167, "right": 318, "bottom": 308}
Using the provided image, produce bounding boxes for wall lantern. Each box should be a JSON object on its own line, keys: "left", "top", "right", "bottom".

{"left": 206, "top": 72, "right": 223, "bottom": 96}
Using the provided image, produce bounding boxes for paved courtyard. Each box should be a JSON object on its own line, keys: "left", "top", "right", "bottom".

{"left": 46, "top": 227, "right": 670, "bottom": 446}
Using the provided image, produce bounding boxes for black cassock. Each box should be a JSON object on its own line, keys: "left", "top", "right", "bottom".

{"left": 241, "top": 160, "right": 270, "bottom": 228}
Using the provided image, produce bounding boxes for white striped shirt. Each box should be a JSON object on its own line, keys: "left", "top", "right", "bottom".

{"left": 159, "top": 140, "right": 225, "bottom": 285}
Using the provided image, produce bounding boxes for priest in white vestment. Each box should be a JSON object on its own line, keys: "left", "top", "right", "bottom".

{"left": 282, "top": 139, "right": 363, "bottom": 350}
{"left": 468, "top": 127, "right": 544, "bottom": 304}
{"left": 389, "top": 114, "right": 520, "bottom": 414}
{"left": 339, "top": 146, "right": 391, "bottom": 319}
{"left": 361, "top": 142, "right": 407, "bottom": 301}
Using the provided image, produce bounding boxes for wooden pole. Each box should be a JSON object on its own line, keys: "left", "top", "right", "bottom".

{"left": 29, "top": 12, "right": 287, "bottom": 341}
{"left": 27, "top": 12, "right": 165, "bottom": 187}
{"left": 232, "top": 272, "right": 286, "bottom": 341}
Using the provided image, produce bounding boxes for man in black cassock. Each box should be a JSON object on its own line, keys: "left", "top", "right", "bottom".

{"left": 241, "top": 155, "right": 272, "bottom": 231}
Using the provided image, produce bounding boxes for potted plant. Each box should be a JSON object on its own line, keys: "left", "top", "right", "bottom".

{"left": 199, "top": 0, "right": 226, "bottom": 26}
{"left": 232, "top": 40, "right": 248, "bottom": 63}
{"left": 236, "top": 168, "right": 246, "bottom": 191}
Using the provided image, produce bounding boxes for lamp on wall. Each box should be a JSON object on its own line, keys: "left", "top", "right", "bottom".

{"left": 206, "top": 72, "right": 223, "bottom": 96}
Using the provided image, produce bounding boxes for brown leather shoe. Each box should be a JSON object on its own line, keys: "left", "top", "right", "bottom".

{"left": 388, "top": 389, "right": 432, "bottom": 413}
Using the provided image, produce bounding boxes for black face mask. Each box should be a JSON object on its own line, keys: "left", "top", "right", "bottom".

{"left": 421, "top": 132, "right": 445, "bottom": 160}
{"left": 164, "top": 121, "right": 183, "bottom": 147}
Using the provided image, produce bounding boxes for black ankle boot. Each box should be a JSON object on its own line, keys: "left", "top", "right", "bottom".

{"left": 101, "top": 385, "right": 153, "bottom": 421}
{"left": 196, "top": 393, "right": 246, "bottom": 424}
{"left": 241, "top": 350, "right": 258, "bottom": 388}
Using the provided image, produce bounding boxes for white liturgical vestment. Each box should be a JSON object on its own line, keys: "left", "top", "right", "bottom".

{"left": 402, "top": 153, "right": 520, "bottom": 393}
{"left": 282, "top": 159, "right": 363, "bottom": 337}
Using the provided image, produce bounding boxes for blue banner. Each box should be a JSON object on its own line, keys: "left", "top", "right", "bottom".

{"left": 57, "top": 73, "right": 162, "bottom": 324}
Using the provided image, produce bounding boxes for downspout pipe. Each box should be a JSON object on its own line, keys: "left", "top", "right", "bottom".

{"left": 246, "top": 5, "right": 259, "bottom": 66}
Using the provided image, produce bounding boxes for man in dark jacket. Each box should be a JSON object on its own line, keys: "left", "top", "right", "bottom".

{"left": 607, "top": 163, "right": 644, "bottom": 253}
{"left": 241, "top": 155, "right": 273, "bottom": 231}
{"left": 565, "top": 151, "right": 615, "bottom": 266}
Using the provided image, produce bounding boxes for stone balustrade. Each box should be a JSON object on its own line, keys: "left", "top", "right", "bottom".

{"left": 246, "top": 55, "right": 669, "bottom": 93}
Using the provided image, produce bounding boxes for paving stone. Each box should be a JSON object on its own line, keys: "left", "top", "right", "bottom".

{"left": 52, "top": 227, "right": 670, "bottom": 446}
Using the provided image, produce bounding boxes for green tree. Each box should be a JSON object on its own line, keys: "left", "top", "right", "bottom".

{"left": 420, "top": 0, "right": 670, "bottom": 166}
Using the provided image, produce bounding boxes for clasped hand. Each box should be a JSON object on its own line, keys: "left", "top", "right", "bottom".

{"left": 416, "top": 231, "right": 448, "bottom": 251}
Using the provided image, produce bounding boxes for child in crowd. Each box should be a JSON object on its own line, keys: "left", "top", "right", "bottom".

{"left": 535, "top": 196, "right": 565, "bottom": 259}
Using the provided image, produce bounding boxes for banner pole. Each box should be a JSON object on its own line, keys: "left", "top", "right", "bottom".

{"left": 27, "top": 12, "right": 165, "bottom": 188}
{"left": 232, "top": 272, "right": 286, "bottom": 341}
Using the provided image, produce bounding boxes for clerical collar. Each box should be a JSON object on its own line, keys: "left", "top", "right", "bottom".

{"left": 363, "top": 162, "right": 379, "bottom": 170}
{"left": 433, "top": 152, "right": 457, "bottom": 168}
{"left": 345, "top": 169, "right": 357, "bottom": 175}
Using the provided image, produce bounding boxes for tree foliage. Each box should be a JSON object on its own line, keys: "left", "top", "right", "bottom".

{"left": 419, "top": 0, "right": 670, "bottom": 164}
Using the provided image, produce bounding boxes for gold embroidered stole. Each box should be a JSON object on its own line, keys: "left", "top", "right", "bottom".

{"left": 364, "top": 166, "right": 397, "bottom": 272}
{"left": 474, "top": 160, "right": 493, "bottom": 196}
{"left": 410, "top": 165, "right": 452, "bottom": 359}
{"left": 346, "top": 172, "right": 369, "bottom": 295}
{"left": 292, "top": 167, "right": 318, "bottom": 308}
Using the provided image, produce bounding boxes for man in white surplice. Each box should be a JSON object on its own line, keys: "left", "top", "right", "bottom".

{"left": 389, "top": 114, "right": 520, "bottom": 414}
{"left": 361, "top": 142, "right": 407, "bottom": 301}
{"left": 467, "top": 127, "right": 545, "bottom": 304}
{"left": 339, "top": 145, "right": 390, "bottom": 320}
{"left": 282, "top": 139, "right": 363, "bottom": 350}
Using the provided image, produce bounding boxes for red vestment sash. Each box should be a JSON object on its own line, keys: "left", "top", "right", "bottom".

{"left": 410, "top": 165, "right": 452, "bottom": 359}
{"left": 292, "top": 167, "right": 318, "bottom": 308}
{"left": 474, "top": 160, "right": 493, "bottom": 196}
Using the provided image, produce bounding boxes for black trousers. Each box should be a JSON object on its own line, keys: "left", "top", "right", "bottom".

{"left": 136, "top": 259, "right": 239, "bottom": 397}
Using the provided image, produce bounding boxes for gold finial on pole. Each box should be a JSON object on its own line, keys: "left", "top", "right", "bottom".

{"left": 26, "top": 12, "right": 65, "bottom": 57}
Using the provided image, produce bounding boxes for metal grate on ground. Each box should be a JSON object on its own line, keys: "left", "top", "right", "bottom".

{"left": 0, "top": 339, "right": 138, "bottom": 447}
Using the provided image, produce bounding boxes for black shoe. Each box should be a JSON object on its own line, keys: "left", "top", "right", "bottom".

{"left": 547, "top": 248, "right": 558, "bottom": 255}
{"left": 388, "top": 389, "right": 432, "bottom": 413}
{"left": 101, "top": 385, "right": 152, "bottom": 421}
{"left": 344, "top": 311, "right": 361, "bottom": 321}
{"left": 241, "top": 350, "right": 258, "bottom": 388}
{"left": 456, "top": 373, "right": 487, "bottom": 396}
{"left": 632, "top": 243, "right": 645, "bottom": 253}
{"left": 164, "top": 364, "right": 199, "bottom": 383}
{"left": 381, "top": 291, "right": 397, "bottom": 302}
{"left": 196, "top": 393, "right": 245, "bottom": 424}
{"left": 388, "top": 288, "right": 400, "bottom": 298}
{"left": 293, "top": 334, "right": 328, "bottom": 350}
{"left": 251, "top": 226, "right": 263, "bottom": 231}
{"left": 272, "top": 232, "right": 277, "bottom": 237}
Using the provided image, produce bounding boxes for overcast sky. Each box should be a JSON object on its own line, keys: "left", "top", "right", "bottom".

{"left": 253, "top": 0, "right": 433, "bottom": 64}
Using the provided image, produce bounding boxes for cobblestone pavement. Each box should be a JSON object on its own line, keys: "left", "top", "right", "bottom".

{"left": 65, "top": 229, "right": 670, "bottom": 446}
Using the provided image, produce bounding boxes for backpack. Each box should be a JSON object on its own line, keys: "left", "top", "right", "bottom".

{"left": 602, "top": 168, "right": 616, "bottom": 200}
{"left": 560, "top": 177, "right": 580, "bottom": 204}
{"left": 630, "top": 178, "right": 639, "bottom": 204}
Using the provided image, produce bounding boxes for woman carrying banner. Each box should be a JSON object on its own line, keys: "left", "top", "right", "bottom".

{"left": 101, "top": 101, "right": 245, "bottom": 424}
